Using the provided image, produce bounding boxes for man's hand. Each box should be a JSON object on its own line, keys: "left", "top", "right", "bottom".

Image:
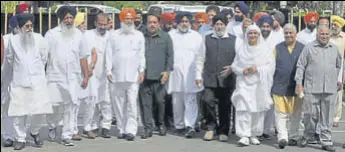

{"left": 248, "top": 66, "right": 257, "bottom": 73}
{"left": 220, "top": 65, "right": 231, "bottom": 77}
{"left": 81, "top": 77, "right": 89, "bottom": 89}
{"left": 296, "top": 85, "right": 304, "bottom": 95}
{"left": 107, "top": 73, "right": 113, "bottom": 83}
{"left": 243, "top": 69, "right": 249, "bottom": 76}
{"left": 195, "top": 79, "right": 202, "bottom": 87}
{"left": 138, "top": 72, "right": 145, "bottom": 84}
{"left": 161, "top": 72, "right": 169, "bottom": 84}
{"left": 337, "top": 82, "right": 342, "bottom": 91}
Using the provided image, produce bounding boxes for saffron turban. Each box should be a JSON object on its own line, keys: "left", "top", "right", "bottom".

{"left": 194, "top": 12, "right": 208, "bottom": 24}
{"left": 257, "top": 15, "right": 273, "bottom": 27}
{"left": 331, "top": 15, "right": 345, "bottom": 28}
{"left": 160, "top": 13, "right": 175, "bottom": 23}
{"left": 74, "top": 12, "right": 85, "bottom": 27}
{"left": 175, "top": 11, "right": 193, "bottom": 24}
{"left": 269, "top": 10, "right": 285, "bottom": 25}
{"left": 253, "top": 12, "right": 268, "bottom": 23}
{"left": 304, "top": 12, "right": 319, "bottom": 24}
{"left": 235, "top": 1, "right": 249, "bottom": 16}
{"left": 119, "top": 8, "right": 136, "bottom": 22}
{"left": 16, "top": 13, "right": 34, "bottom": 28}
{"left": 57, "top": 6, "right": 77, "bottom": 21}
{"left": 17, "top": 3, "right": 29, "bottom": 14}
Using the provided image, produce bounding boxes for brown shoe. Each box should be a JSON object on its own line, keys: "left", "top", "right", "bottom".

{"left": 71, "top": 134, "right": 82, "bottom": 141}
{"left": 332, "top": 122, "right": 339, "bottom": 127}
{"left": 86, "top": 131, "right": 96, "bottom": 139}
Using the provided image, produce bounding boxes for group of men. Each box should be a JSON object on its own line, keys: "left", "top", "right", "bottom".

{"left": 1, "top": 1, "right": 345, "bottom": 152}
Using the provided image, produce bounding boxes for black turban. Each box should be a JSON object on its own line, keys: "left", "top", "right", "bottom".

{"left": 57, "top": 6, "right": 77, "bottom": 21}
{"left": 212, "top": 14, "right": 228, "bottom": 26}
{"left": 16, "top": 13, "right": 35, "bottom": 28}
{"left": 220, "top": 9, "right": 234, "bottom": 18}
{"left": 175, "top": 11, "right": 193, "bottom": 24}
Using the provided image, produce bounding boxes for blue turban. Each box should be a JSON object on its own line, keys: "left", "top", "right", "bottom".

{"left": 235, "top": 1, "right": 249, "bottom": 16}
{"left": 16, "top": 13, "right": 35, "bottom": 28}
{"left": 57, "top": 6, "right": 77, "bottom": 21}
{"left": 257, "top": 15, "right": 274, "bottom": 27}
{"left": 175, "top": 11, "right": 193, "bottom": 24}
{"left": 9, "top": 16, "right": 18, "bottom": 29}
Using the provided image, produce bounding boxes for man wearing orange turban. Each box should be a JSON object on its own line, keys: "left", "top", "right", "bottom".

{"left": 193, "top": 12, "right": 208, "bottom": 31}
{"left": 106, "top": 8, "right": 145, "bottom": 141}
{"left": 160, "top": 13, "right": 175, "bottom": 32}
{"left": 253, "top": 12, "right": 268, "bottom": 24}
{"left": 296, "top": 12, "right": 319, "bottom": 45}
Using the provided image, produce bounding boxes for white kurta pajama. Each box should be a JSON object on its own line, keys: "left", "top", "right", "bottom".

{"left": 167, "top": 29, "right": 205, "bottom": 129}
{"left": 1, "top": 33, "right": 15, "bottom": 141}
{"left": 6, "top": 32, "right": 53, "bottom": 142}
{"left": 79, "top": 29, "right": 111, "bottom": 132}
{"left": 231, "top": 26, "right": 275, "bottom": 139}
{"left": 296, "top": 28, "right": 317, "bottom": 46}
{"left": 44, "top": 25, "right": 89, "bottom": 140}
{"left": 106, "top": 28, "right": 145, "bottom": 135}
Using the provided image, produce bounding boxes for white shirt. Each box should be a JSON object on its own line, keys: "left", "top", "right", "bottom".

{"left": 167, "top": 29, "right": 205, "bottom": 93}
{"left": 296, "top": 28, "right": 317, "bottom": 46}
{"left": 106, "top": 29, "right": 145, "bottom": 83}
{"left": 271, "top": 27, "right": 285, "bottom": 44}
{"left": 45, "top": 25, "right": 89, "bottom": 83}
{"left": 227, "top": 21, "right": 243, "bottom": 38}
{"left": 262, "top": 32, "right": 285, "bottom": 53}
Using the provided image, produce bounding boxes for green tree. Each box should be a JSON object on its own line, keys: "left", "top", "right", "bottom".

{"left": 1, "top": 1, "right": 20, "bottom": 13}
{"left": 105, "top": 1, "right": 143, "bottom": 10}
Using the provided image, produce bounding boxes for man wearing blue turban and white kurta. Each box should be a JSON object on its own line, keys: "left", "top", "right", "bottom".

{"left": 168, "top": 11, "right": 205, "bottom": 138}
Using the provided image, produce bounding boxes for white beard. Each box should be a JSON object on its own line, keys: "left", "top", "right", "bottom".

{"left": 178, "top": 25, "right": 190, "bottom": 33}
{"left": 121, "top": 22, "right": 135, "bottom": 34}
{"left": 20, "top": 30, "right": 35, "bottom": 51}
{"left": 61, "top": 23, "right": 76, "bottom": 38}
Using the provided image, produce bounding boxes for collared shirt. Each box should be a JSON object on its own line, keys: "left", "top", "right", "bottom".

{"left": 295, "top": 40, "right": 342, "bottom": 94}
{"left": 45, "top": 25, "right": 89, "bottom": 83}
{"left": 199, "top": 23, "right": 213, "bottom": 36}
{"left": 296, "top": 28, "right": 317, "bottom": 46}
{"left": 136, "top": 24, "right": 146, "bottom": 33}
{"left": 143, "top": 29, "right": 174, "bottom": 80}
{"left": 106, "top": 28, "right": 145, "bottom": 83}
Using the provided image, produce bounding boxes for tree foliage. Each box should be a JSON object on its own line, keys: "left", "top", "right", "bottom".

{"left": 105, "top": 1, "right": 143, "bottom": 10}
{"left": 1, "top": 1, "right": 20, "bottom": 13}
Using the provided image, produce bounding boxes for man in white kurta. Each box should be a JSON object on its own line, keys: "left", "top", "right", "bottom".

{"left": 257, "top": 15, "right": 284, "bottom": 139}
{"left": 226, "top": 2, "right": 249, "bottom": 38}
{"left": 296, "top": 12, "right": 319, "bottom": 46}
{"left": 6, "top": 13, "right": 53, "bottom": 150}
{"left": 1, "top": 16, "right": 19, "bottom": 147}
{"left": 231, "top": 25, "right": 275, "bottom": 146}
{"left": 106, "top": 8, "right": 145, "bottom": 141}
{"left": 45, "top": 6, "right": 90, "bottom": 146}
{"left": 80, "top": 13, "right": 112, "bottom": 139}
{"left": 168, "top": 12, "right": 205, "bottom": 138}
{"left": 269, "top": 10, "right": 285, "bottom": 43}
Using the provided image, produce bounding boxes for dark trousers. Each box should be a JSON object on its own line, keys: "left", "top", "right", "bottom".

{"left": 164, "top": 94, "right": 174, "bottom": 128}
{"left": 203, "top": 87, "right": 232, "bottom": 135}
{"left": 139, "top": 80, "right": 166, "bottom": 131}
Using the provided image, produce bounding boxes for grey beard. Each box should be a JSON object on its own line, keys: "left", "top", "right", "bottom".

{"left": 20, "top": 31, "right": 35, "bottom": 50}
{"left": 215, "top": 30, "right": 226, "bottom": 37}
{"left": 178, "top": 26, "right": 190, "bottom": 33}
{"left": 121, "top": 23, "right": 135, "bottom": 34}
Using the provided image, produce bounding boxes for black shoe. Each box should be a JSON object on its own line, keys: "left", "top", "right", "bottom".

{"left": 126, "top": 133, "right": 135, "bottom": 141}
{"left": 117, "top": 133, "right": 126, "bottom": 139}
{"left": 158, "top": 126, "right": 167, "bottom": 136}
{"left": 288, "top": 139, "right": 298, "bottom": 146}
{"left": 111, "top": 118, "right": 117, "bottom": 125}
{"left": 342, "top": 143, "right": 345, "bottom": 149}
{"left": 93, "top": 129, "right": 99, "bottom": 137}
{"left": 231, "top": 128, "right": 236, "bottom": 134}
{"left": 101, "top": 128, "right": 111, "bottom": 138}
{"left": 30, "top": 133, "right": 43, "bottom": 147}
{"left": 258, "top": 134, "right": 272, "bottom": 141}
{"left": 315, "top": 134, "right": 321, "bottom": 144}
{"left": 13, "top": 142, "right": 25, "bottom": 150}
{"left": 3, "top": 139, "right": 14, "bottom": 147}
{"left": 185, "top": 127, "right": 195, "bottom": 139}
{"left": 141, "top": 130, "right": 153, "bottom": 139}
{"left": 278, "top": 139, "right": 287, "bottom": 149}
{"left": 321, "top": 145, "right": 336, "bottom": 152}
{"left": 298, "top": 137, "right": 308, "bottom": 148}
{"left": 174, "top": 128, "right": 185, "bottom": 135}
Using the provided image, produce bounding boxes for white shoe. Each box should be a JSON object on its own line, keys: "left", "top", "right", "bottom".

{"left": 238, "top": 137, "right": 250, "bottom": 146}
{"left": 250, "top": 137, "right": 261, "bottom": 145}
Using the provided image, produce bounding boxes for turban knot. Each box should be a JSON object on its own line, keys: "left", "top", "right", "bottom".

{"left": 17, "top": 3, "right": 29, "bottom": 14}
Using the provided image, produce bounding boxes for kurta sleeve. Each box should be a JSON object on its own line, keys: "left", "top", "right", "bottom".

{"left": 231, "top": 55, "right": 244, "bottom": 76}
{"left": 336, "top": 50, "right": 342, "bottom": 82}
{"left": 6, "top": 38, "right": 14, "bottom": 65}
{"left": 79, "top": 37, "right": 90, "bottom": 59}
{"left": 105, "top": 37, "right": 113, "bottom": 75}
{"left": 138, "top": 32, "right": 146, "bottom": 73}
{"left": 44, "top": 30, "right": 53, "bottom": 56}
{"left": 39, "top": 36, "right": 49, "bottom": 65}
{"left": 257, "top": 53, "right": 276, "bottom": 87}
{"left": 295, "top": 46, "right": 309, "bottom": 86}
{"left": 165, "top": 34, "right": 174, "bottom": 72}
{"left": 195, "top": 35, "right": 206, "bottom": 80}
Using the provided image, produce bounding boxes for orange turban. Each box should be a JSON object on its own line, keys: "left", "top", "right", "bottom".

{"left": 194, "top": 12, "right": 208, "bottom": 24}
{"left": 160, "top": 13, "right": 175, "bottom": 23}
{"left": 119, "top": 8, "right": 136, "bottom": 22}
{"left": 253, "top": 12, "right": 268, "bottom": 23}
{"left": 304, "top": 12, "right": 319, "bottom": 24}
